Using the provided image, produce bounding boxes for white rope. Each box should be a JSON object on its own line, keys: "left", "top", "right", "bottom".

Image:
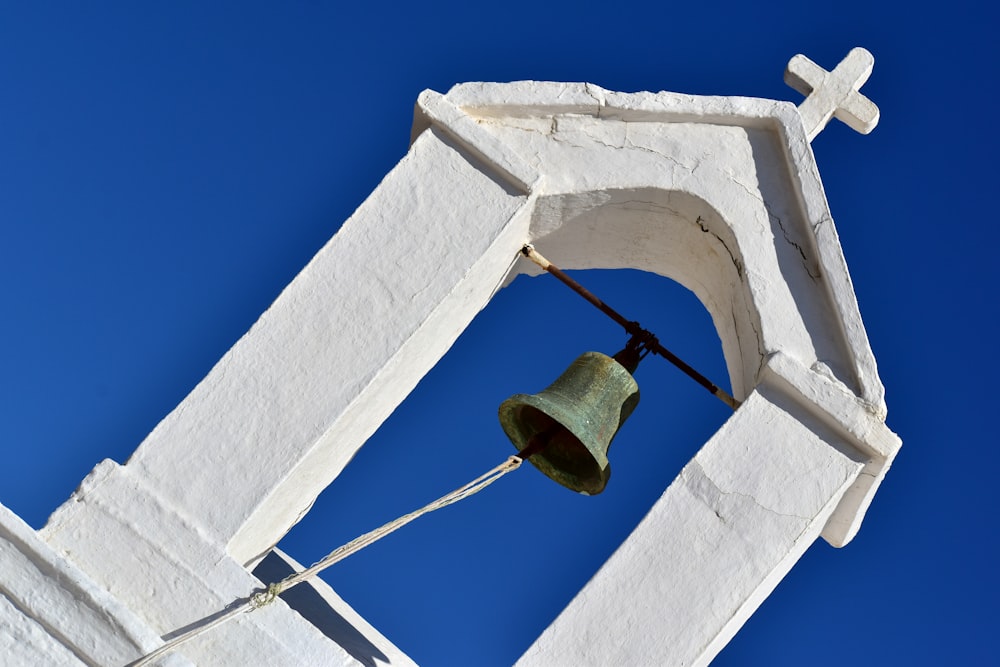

{"left": 131, "top": 455, "right": 523, "bottom": 667}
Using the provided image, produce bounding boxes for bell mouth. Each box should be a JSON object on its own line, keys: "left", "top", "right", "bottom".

{"left": 498, "top": 401, "right": 610, "bottom": 495}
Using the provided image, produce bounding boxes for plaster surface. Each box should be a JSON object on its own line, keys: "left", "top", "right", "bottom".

{"left": 3, "top": 59, "right": 898, "bottom": 665}
{"left": 0, "top": 501, "right": 188, "bottom": 666}
{"left": 517, "top": 387, "right": 864, "bottom": 666}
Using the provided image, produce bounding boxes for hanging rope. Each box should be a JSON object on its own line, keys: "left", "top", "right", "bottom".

{"left": 132, "top": 455, "right": 523, "bottom": 667}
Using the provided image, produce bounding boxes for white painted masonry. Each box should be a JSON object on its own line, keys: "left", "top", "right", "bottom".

{"left": 0, "top": 50, "right": 899, "bottom": 666}
{"left": 785, "top": 47, "right": 880, "bottom": 141}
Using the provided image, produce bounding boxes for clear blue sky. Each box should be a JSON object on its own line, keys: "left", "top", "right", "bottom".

{"left": 1, "top": 2, "right": 995, "bottom": 665}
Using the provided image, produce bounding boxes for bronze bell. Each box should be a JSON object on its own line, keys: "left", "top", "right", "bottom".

{"left": 498, "top": 351, "right": 640, "bottom": 495}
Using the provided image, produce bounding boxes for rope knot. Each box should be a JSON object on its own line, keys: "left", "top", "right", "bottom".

{"left": 249, "top": 583, "right": 283, "bottom": 610}
{"left": 132, "top": 454, "right": 521, "bottom": 666}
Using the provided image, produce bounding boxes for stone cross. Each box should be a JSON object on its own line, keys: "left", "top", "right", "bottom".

{"left": 785, "top": 47, "right": 880, "bottom": 141}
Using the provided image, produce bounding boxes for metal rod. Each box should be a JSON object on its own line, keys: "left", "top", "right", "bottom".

{"left": 520, "top": 244, "right": 741, "bottom": 411}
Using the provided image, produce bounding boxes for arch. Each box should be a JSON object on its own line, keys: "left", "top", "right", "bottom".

{"left": 525, "top": 188, "right": 757, "bottom": 400}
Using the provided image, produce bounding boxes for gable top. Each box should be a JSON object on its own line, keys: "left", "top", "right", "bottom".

{"left": 413, "top": 78, "right": 885, "bottom": 419}
{"left": 413, "top": 80, "right": 802, "bottom": 140}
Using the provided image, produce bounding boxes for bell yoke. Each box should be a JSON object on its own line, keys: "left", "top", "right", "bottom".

{"left": 498, "top": 245, "right": 737, "bottom": 495}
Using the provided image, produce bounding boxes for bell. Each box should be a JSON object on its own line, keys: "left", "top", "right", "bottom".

{"left": 498, "top": 351, "right": 640, "bottom": 495}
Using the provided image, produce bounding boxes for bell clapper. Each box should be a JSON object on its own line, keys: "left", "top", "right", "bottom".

{"left": 514, "top": 429, "right": 558, "bottom": 462}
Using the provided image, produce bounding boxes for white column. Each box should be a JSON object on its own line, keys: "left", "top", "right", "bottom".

{"left": 39, "top": 126, "right": 534, "bottom": 664}
{"left": 517, "top": 354, "right": 895, "bottom": 666}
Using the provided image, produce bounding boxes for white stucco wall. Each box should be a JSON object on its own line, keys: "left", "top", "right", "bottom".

{"left": 1, "top": 77, "right": 898, "bottom": 666}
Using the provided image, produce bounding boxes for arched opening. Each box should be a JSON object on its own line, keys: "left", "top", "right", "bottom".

{"left": 526, "top": 188, "right": 762, "bottom": 401}
{"left": 272, "top": 264, "right": 733, "bottom": 665}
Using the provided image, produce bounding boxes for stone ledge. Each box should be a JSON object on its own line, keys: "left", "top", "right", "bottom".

{"left": 0, "top": 500, "right": 187, "bottom": 666}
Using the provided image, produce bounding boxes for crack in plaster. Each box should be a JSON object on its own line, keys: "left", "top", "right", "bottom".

{"left": 483, "top": 115, "right": 712, "bottom": 191}
{"left": 729, "top": 305, "right": 765, "bottom": 385}
{"left": 579, "top": 124, "right": 626, "bottom": 151}
{"left": 476, "top": 117, "right": 551, "bottom": 171}
{"left": 727, "top": 172, "right": 766, "bottom": 207}
{"left": 767, "top": 203, "right": 819, "bottom": 281}
{"left": 549, "top": 119, "right": 706, "bottom": 176}
{"left": 720, "top": 172, "right": 788, "bottom": 248}
{"left": 615, "top": 199, "right": 686, "bottom": 219}
{"left": 479, "top": 116, "right": 554, "bottom": 137}
{"left": 405, "top": 275, "right": 434, "bottom": 304}
{"left": 812, "top": 213, "right": 833, "bottom": 236}
{"left": 750, "top": 318, "right": 766, "bottom": 380}
{"left": 622, "top": 125, "right": 695, "bottom": 172}
{"left": 695, "top": 215, "right": 744, "bottom": 279}
{"left": 583, "top": 83, "right": 605, "bottom": 117}
{"left": 548, "top": 118, "right": 592, "bottom": 150}
{"left": 686, "top": 460, "right": 811, "bottom": 523}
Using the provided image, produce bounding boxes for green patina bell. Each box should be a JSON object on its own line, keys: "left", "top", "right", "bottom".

{"left": 498, "top": 351, "right": 640, "bottom": 495}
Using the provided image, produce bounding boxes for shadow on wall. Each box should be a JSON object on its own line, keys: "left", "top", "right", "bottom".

{"left": 253, "top": 551, "right": 390, "bottom": 667}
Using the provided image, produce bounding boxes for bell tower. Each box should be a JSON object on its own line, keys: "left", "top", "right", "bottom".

{"left": 0, "top": 49, "right": 899, "bottom": 666}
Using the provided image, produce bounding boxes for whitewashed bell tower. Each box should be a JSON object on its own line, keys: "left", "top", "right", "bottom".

{"left": 0, "top": 49, "right": 899, "bottom": 666}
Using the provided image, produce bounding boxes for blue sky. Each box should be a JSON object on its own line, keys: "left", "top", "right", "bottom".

{"left": 2, "top": 2, "right": 996, "bottom": 665}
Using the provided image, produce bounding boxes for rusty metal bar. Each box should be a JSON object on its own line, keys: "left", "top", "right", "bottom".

{"left": 520, "top": 244, "right": 740, "bottom": 411}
